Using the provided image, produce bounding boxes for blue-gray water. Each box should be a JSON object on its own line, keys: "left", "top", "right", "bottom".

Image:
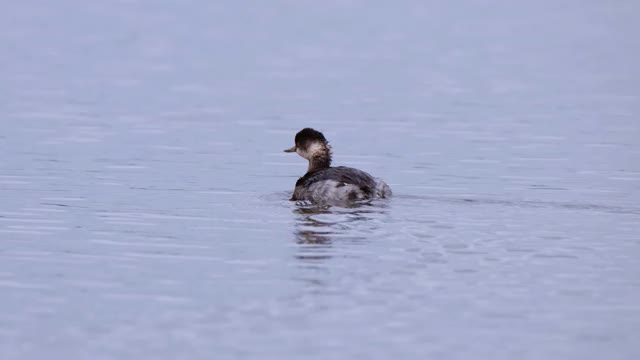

{"left": 1, "top": 1, "right": 639, "bottom": 359}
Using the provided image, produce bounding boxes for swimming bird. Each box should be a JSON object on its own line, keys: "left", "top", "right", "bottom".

{"left": 284, "top": 128, "right": 392, "bottom": 204}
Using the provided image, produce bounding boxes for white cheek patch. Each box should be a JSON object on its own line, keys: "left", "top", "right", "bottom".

{"left": 296, "top": 141, "right": 324, "bottom": 160}
{"left": 307, "top": 142, "right": 324, "bottom": 156}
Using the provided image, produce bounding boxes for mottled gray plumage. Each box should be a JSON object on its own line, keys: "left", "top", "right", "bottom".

{"left": 292, "top": 166, "right": 391, "bottom": 203}
{"left": 285, "top": 128, "right": 392, "bottom": 205}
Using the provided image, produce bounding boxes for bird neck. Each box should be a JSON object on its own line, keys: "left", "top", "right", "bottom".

{"left": 306, "top": 144, "right": 332, "bottom": 173}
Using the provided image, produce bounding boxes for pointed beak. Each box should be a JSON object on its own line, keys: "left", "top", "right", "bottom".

{"left": 284, "top": 146, "right": 296, "bottom": 153}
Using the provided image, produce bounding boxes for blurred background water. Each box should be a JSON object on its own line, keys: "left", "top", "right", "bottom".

{"left": 1, "top": 1, "right": 639, "bottom": 359}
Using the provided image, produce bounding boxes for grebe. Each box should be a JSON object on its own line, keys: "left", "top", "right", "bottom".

{"left": 284, "top": 128, "right": 392, "bottom": 204}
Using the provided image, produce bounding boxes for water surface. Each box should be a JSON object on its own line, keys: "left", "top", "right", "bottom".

{"left": 1, "top": 1, "right": 639, "bottom": 359}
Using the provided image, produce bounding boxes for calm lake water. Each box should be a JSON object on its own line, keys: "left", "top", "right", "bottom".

{"left": 1, "top": 1, "right": 639, "bottom": 359}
